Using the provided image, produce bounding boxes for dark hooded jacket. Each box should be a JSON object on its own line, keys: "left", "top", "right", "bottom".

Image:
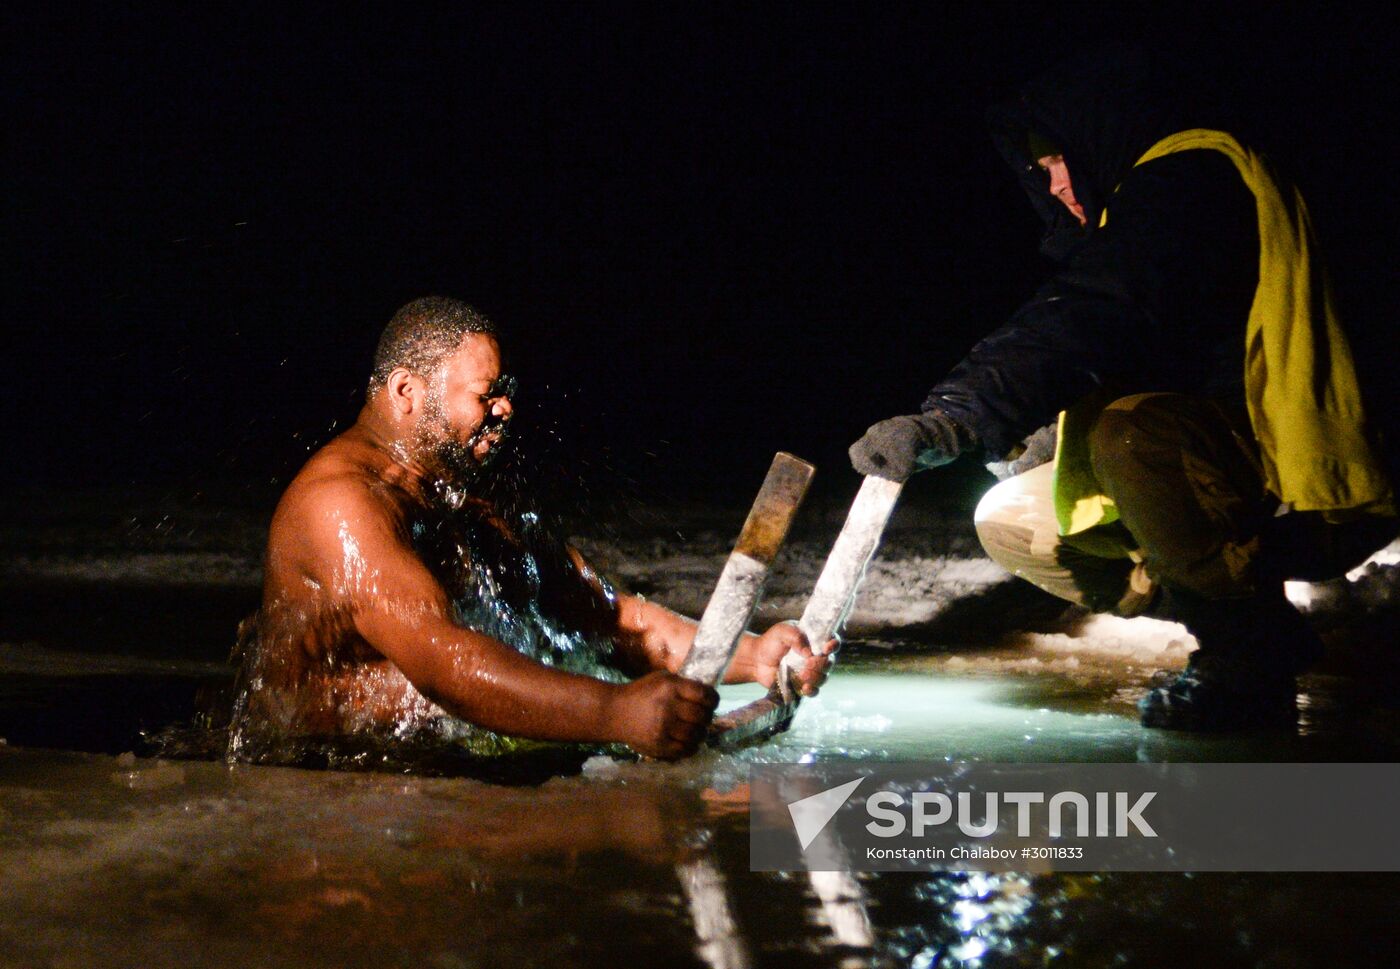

{"left": 925, "top": 49, "right": 1261, "bottom": 460}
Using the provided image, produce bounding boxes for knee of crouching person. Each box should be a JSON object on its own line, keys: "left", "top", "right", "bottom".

{"left": 973, "top": 520, "right": 1010, "bottom": 577}
{"left": 973, "top": 475, "right": 1019, "bottom": 529}
{"left": 973, "top": 484, "right": 1023, "bottom": 569}
{"left": 1086, "top": 405, "right": 1148, "bottom": 483}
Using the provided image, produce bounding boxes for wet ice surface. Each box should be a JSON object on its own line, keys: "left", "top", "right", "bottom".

{"left": 3, "top": 492, "right": 1400, "bottom": 966}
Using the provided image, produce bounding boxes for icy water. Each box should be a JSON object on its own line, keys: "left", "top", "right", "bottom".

{"left": 4, "top": 648, "right": 1400, "bottom": 969}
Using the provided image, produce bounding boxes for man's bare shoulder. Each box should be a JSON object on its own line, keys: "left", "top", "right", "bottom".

{"left": 278, "top": 433, "right": 399, "bottom": 513}
{"left": 266, "top": 433, "right": 418, "bottom": 580}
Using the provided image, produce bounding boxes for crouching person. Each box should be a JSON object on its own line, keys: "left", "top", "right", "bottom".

{"left": 850, "top": 51, "right": 1396, "bottom": 730}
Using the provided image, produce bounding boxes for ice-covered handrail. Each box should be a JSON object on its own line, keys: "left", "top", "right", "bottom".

{"left": 710, "top": 475, "right": 904, "bottom": 746}
{"left": 678, "top": 452, "right": 814, "bottom": 686}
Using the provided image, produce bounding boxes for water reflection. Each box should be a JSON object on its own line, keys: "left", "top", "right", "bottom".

{"left": 915, "top": 872, "right": 1036, "bottom": 966}
{"left": 679, "top": 855, "right": 754, "bottom": 969}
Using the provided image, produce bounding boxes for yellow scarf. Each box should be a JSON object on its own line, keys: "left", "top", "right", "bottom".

{"left": 1053, "top": 128, "right": 1393, "bottom": 536}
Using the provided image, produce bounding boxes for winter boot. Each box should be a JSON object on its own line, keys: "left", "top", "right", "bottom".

{"left": 1136, "top": 583, "right": 1314, "bottom": 730}
{"left": 1138, "top": 655, "right": 1298, "bottom": 730}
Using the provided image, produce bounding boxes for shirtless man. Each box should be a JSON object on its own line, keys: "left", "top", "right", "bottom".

{"left": 238, "top": 296, "right": 828, "bottom": 760}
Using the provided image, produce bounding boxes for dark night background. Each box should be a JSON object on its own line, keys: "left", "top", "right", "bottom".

{"left": 6, "top": 3, "right": 1398, "bottom": 513}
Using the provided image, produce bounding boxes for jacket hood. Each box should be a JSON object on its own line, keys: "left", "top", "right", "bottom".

{"left": 988, "top": 47, "right": 1187, "bottom": 260}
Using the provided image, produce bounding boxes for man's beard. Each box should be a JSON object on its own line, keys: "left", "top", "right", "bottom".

{"left": 416, "top": 404, "right": 510, "bottom": 488}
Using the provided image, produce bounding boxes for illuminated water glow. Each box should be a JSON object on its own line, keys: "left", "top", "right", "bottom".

{"left": 715, "top": 663, "right": 1146, "bottom": 765}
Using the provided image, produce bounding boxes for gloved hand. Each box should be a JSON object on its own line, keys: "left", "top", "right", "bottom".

{"left": 848, "top": 410, "right": 969, "bottom": 481}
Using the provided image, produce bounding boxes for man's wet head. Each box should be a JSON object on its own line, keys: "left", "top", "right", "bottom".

{"left": 368, "top": 296, "right": 515, "bottom": 480}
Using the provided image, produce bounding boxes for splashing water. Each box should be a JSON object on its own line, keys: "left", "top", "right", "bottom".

{"left": 224, "top": 485, "right": 629, "bottom": 773}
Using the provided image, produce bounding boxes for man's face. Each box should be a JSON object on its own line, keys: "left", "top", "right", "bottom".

{"left": 415, "top": 333, "right": 515, "bottom": 479}
{"left": 1037, "top": 154, "right": 1087, "bottom": 227}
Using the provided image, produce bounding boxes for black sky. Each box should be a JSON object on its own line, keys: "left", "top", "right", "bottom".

{"left": 6, "top": 3, "right": 1397, "bottom": 503}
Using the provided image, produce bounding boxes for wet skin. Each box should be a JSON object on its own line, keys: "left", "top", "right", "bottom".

{"left": 252, "top": 333, "right": 829, "bottom": 759}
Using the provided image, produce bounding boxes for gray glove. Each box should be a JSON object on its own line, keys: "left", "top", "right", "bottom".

{"left": 849, "top": 410, "right": 970, "bottom": 481}
{"left": 985, "top": 422, "right": 1058, "bottom": 481}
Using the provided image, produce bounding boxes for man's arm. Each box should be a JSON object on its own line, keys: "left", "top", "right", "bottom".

{"left": 930, "top": 151, "right": 1259, "bottom": 462}
{"left": 922, "top": 293, "right": 1143, "bottom": 462}
{"left": 607, "top": 590, "right": 831, "bottom": 697}
{"left": 297, "top": 480, "right": 717, "bottom": 758}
